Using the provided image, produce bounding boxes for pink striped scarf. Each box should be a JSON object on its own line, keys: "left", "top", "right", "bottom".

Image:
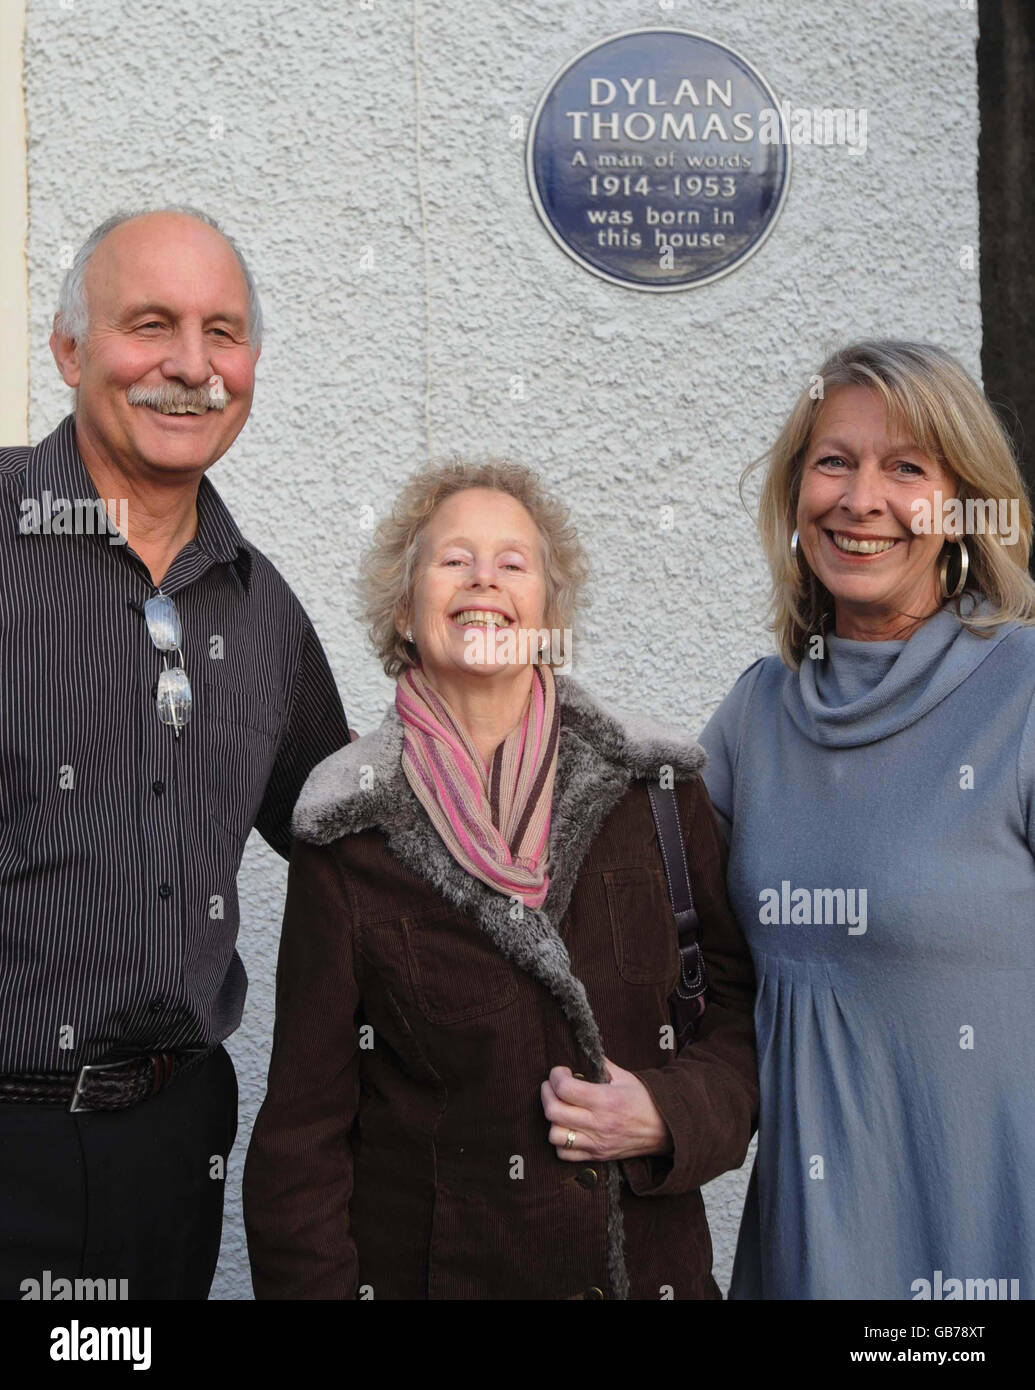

{"left": 395, "top": 664, "right": 560, "bottom": 909}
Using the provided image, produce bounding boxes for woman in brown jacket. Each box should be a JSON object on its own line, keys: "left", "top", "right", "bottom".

{"left": 243, "top": 460, "right": 758, "bottom": 1300}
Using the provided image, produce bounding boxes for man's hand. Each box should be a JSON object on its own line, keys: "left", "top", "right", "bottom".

{"left": 540, "top": 1055, "right": 674, "bottom": 1163}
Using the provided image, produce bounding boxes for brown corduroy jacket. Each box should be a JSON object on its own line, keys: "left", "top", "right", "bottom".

{"left": 242, "top": 675, "right": 758, "bottom": 1300}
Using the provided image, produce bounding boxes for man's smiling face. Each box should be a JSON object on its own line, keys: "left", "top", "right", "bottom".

{"left": 51, "top": 211, "right": 260, "bottom": 480}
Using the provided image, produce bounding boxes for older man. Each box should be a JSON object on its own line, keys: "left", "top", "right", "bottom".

{"left": 0, "top": 207, "right": 350, "bottom": 1299}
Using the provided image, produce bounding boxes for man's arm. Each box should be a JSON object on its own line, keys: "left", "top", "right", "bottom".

{"left": 255, "top": 615, "right": 350, "bottom": 859}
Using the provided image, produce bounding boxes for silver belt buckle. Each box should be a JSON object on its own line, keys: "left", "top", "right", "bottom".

{"left": 68, "top": 1057, "right": 137, "bottom": 1114}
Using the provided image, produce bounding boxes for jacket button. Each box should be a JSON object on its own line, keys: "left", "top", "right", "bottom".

{"left": 576, "top": 1167, "right": 598, "bottom": 1189}
{"left": 584, "top": 1286, "right": 605, "bottom": 1300}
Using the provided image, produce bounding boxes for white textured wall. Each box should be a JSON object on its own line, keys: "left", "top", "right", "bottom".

{"left": 24, "top": 0, "right": 981, "bottom": 1299}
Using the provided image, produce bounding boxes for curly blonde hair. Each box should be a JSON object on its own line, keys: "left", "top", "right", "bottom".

{"left": 359, "top": 459, "right": 590, "bottom": 677}
{"left": 746, "top": 339, "right": 1035, "bottom": 667}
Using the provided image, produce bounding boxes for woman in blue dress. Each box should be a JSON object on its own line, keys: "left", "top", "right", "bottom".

{"left": 701, "top": 339, "right": 1035, "bottom": 1300}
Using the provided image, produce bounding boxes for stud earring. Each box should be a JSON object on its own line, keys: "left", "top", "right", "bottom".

{"left": 405, "top": 628, "right": 414, "bottom": 643}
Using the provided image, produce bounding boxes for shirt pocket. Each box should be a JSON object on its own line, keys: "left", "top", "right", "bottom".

{"left": 401, "top": 906, "right": 519, "bottom": 1024}
{"left": 202, "top": 679, "right": 285, "bottom": 850}
{"left": 604, "top": 865, "right": 679, "bottom": 986}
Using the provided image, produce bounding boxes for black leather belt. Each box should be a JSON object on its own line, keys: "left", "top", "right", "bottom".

{"left": 0, "top": 1048, "right": 215, "bottom": 1113}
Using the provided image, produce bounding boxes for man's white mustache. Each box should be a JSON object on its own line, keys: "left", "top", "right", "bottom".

{"left": 126, "top": 376, "right": 229, "bottom": 413}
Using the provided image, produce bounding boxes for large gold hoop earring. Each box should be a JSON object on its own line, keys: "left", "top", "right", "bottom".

{"left": 938, "top": 538, "right": 970, "bottom": 600}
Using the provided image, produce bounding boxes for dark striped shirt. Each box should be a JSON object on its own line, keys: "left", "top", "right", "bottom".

{"left": 0, "top": 413, "right": 350, "bottom": 1073}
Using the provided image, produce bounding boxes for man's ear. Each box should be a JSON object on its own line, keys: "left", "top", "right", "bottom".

{"left": 50, "top": 320, "right": 82, "bottom": 388}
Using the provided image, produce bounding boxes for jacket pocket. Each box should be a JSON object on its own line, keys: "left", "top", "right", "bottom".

{"left": 604, "top": 866, "right": 679, "bottom": 985}
{"left": 401, "top": 907, "right": 519, "bottom": 1024}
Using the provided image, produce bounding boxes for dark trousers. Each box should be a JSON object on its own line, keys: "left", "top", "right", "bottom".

{"left": 0, "top": 1044, "right": 238, "bottom": 1301}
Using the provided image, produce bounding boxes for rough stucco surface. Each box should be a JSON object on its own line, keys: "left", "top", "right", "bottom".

{"left": 24, "top": 0, "right": 980, "bottom": 1300}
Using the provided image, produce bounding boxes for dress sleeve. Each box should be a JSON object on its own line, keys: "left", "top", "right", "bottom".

{"left": 697, "top": 657, "right": 767, "bottom": 839}
{"left": 621, "top": 775, "right": 758, "bottom": 1197}
{"left": 1017, "top": 687, "right": 1035, "bottom": 856}
{"left": 243, "top": 836, "right": 361, "bottom": 1298}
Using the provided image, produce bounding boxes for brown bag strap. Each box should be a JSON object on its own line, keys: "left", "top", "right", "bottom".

{"left": 645, "top": 781, "right": 697, "bottom": 939}
{"left": 645, "top": 783, "right": 708, "bottom": 1038}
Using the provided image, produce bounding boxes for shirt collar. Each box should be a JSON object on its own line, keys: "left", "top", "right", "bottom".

{"left": 22, "top": 413, "right": 253, "bottom": 591}
{"left": 194, "top": 472, "right": 253, "bottom": 591}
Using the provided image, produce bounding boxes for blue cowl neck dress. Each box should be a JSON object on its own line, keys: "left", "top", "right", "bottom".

{"left": 700, "top": 600, "right": 1035, "bottom": 1300}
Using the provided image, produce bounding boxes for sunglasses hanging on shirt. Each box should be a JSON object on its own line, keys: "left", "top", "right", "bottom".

{"left": 143, "top": 590, "right": 193, "bottom": 736}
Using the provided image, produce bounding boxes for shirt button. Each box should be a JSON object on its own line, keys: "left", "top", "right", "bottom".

{"left": 158, "top": 882, "right": 172, "bottom": 899}
{"left": 576, "top": 1167, "right": 598, "bottom": 1190}
{"left": 152, "top": 780, "right": 165, "bottom": 796}
{"left": 149, "top": 998, "right": 164, "bottom": 1013}
{"left": 584, "top": 1286, "right": 605, "bottom": 1300}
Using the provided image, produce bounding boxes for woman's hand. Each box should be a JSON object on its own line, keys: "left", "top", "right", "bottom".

{"left": 540, "top": 1055, "right": 674, "bottom": 1163}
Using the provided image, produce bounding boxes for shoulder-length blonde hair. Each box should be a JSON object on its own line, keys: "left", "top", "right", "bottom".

{"left": 359, "top": 458, "right": 589, "bottom": 677}
{"left": 747, "top": 339, "right": 1035, "bottom": 667}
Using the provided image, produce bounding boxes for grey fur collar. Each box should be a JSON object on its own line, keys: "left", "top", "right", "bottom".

{"left": 292, "top": 674, "right": 706, "bottom": 1301}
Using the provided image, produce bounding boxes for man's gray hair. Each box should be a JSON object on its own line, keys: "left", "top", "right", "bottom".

{"left": 54, "top": 205, "right": 264, "bottom": 348}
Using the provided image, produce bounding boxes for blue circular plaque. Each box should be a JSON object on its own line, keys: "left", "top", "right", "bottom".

{"left": 527, "top": 28, "right": 791, "bottom": 291}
